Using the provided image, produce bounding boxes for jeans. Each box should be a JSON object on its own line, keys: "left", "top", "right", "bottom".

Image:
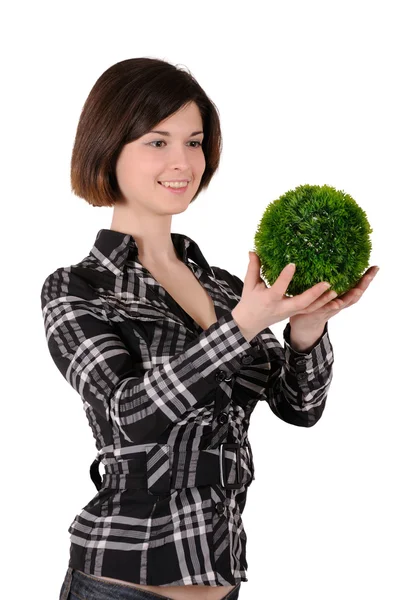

{"left": 59, "top": 567, "right": 241, "bottom": 600}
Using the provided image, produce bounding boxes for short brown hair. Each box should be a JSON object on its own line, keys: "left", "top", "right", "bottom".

{"left": 70, "top": 57, "right": 223, "bottom": 206}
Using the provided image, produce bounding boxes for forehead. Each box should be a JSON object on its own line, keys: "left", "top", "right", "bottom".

{"left": 154, "top": 102, "right": 203, "bottom": 130}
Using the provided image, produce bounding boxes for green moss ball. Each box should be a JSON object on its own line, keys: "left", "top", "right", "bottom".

{"left": 253, "top": 184, "right": 373, "bottom": 296}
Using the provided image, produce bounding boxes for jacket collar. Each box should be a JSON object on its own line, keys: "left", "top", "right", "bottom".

{"left": 89, "top": 228, "right": 213, "bottom": 277}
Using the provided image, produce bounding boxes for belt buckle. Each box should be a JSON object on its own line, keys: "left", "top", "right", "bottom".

{"left": 219, "top": 443, "right": 242, "bottom": 489}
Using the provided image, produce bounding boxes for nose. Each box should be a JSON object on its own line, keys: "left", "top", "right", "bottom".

{"left": 167, "top": 144, "right": 193, "bottom": 167}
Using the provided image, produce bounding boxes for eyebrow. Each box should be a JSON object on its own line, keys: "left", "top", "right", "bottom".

{"left": 147, "top": 130, "right": 204, "bottom": 137}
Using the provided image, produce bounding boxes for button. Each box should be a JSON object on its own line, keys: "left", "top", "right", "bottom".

{"left": 297, "top": 373, "right": 306, "bottom": 380}
{"left": 296, "top": 359, "right": 307, "bottom": 365}
{"left": 218, "top": 412, "right": 228, "bottom": 424}
{"left": 215, "top": 370, "right": 229, "bottom": 382}
{"left": 215, "top": 501, "right": 225, "bottom": 515}
{"left": 241, "top": 355, "right": 254, "bottom": 365}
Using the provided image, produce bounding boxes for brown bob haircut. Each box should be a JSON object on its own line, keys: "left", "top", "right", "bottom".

{"left": 70, "top": 57, "right": 223, "bottom": 206}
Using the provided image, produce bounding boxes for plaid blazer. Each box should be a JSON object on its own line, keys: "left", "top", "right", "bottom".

{"left": 40, "top": 228, "right": 334, "bottom": 587}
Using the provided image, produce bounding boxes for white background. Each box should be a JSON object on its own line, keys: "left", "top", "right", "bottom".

{"left": 2, "top": 1, "right": 396, "bottom": 598}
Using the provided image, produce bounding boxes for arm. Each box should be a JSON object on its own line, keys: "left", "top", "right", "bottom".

{"left": 40, "top": 267, "right": 254, "bottom": 445}
{"left": 213, "top": 267, "right": 334, "bottom": 427}
{"left": 258, "top": 320, "right": 333, "bottom": 427}
{"left": 289, "top": 321, "right": 326, "bottom": 353}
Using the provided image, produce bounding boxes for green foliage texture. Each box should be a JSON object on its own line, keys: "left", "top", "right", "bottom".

{"left": 253, "top": 184, "right": 373, "bottom": 297}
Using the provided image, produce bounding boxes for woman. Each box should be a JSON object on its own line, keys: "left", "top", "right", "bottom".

{"left": 41, "top": 57, "right": 375, "bottom": 600}
{"left": 45, "top": 56, "right": 245, "bottom": 600}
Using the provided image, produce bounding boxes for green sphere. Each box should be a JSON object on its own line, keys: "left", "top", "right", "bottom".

{"left": 253, "top": 184, "right": 373, "bottom": 296}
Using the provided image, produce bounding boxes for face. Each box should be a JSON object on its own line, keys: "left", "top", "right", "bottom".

{"left": 115, "top": 101, "right": 206, "bottom": 215}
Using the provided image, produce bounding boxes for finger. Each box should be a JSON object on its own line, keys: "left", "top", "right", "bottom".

{"left": 271, "top": 263, "right": 297, "bottom": 296}
{"left": 327, "top": 289, "right": 362, "bottom": 312}
{"left": 302, "top": 289, "right": 339, "bottom": 313}
{"left": 288, "top": 280, "right": 333, "bottom": 313}
{"left": 360, "top": 272, "right": 376, "bottom": 290}
{"left": 354, "top": 267, "right": 378, "bottom": 291}
{"left": 334, "top": 287, "right": 363, "bottom": 306}
{"left": 247, "top": 252, "right": 267, "bottom": 287}
{"left": 342, "top": 290, "right": 363, "bottom": 308}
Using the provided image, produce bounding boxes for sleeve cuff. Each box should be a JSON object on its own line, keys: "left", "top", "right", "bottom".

{"left": 283, "top": 320, "right": 333, "bottom": 375}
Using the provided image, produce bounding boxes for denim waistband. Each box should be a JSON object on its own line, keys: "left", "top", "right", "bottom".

{"left": 59, "top": 567, "right": 241, "bottom": 600}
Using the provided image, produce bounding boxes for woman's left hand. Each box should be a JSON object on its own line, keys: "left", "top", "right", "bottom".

{"left": 289, "top": 265, "right": 380, "bottom": 331}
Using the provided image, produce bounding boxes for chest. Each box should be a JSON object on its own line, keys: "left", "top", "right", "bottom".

{"left": 140, "top": 260, "right": 218, "bottom": 331}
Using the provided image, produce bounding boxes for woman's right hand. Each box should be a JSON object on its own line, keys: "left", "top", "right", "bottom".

{"left": 231, "top": 251, "right": 332, "bottom": 343}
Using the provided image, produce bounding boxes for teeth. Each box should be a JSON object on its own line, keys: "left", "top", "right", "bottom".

{"left": 160, "top": 181, "right": 188, "bottom": 188}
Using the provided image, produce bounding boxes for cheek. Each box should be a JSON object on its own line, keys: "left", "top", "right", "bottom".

{"left": 195, "top": 153, "right": 206, "bottom": 174}
{"left": 141, "top": 154, "right": 162, "bottom": 171}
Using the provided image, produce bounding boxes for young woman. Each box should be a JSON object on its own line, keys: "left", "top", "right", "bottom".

{"left": 41, "top": 57, "right": 337, "bottom": 600}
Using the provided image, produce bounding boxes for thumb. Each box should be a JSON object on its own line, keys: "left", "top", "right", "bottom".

{"left": 248, "top": 251, "right": 260, "bottom": 265}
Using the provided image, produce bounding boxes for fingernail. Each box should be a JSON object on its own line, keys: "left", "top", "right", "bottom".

{"left": 323, "top": 282, "right": 331, "bottom": 289}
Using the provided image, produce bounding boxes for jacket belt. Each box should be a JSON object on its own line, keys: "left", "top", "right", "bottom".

{"left": 90, "top": 443, "right": 255, "bottom": 495}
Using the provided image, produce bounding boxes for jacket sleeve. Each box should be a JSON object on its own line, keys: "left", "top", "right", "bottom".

{"left": 40, "top": 267, "right": 255, "bottom": 444}
{"left": 213, "top": 267, "right": 334, "bottom": 428}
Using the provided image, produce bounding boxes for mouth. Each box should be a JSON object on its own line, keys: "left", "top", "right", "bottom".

{"left": 158, "top": 181, "right": 189, "bottom": 194}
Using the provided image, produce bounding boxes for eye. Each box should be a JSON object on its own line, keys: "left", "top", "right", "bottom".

{"left": 148, "top": 141, "right": 203, "bottom": 148}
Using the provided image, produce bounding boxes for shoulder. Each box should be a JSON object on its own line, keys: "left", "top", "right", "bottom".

{"left": 40, "top": 263, "right": 97, "bottom": 310}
